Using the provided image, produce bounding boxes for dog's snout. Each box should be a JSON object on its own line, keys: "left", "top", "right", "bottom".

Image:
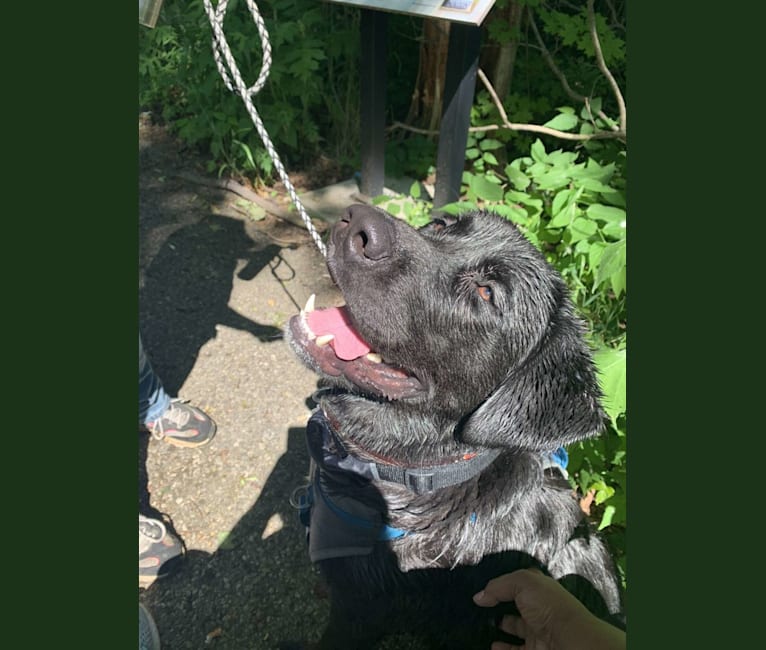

{"left": 335, "top": 205, "right": 394, "bottom": 261}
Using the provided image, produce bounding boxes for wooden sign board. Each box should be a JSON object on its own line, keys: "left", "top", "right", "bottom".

{"left": 323, "top": 0, "right": 497, "bottom": 26}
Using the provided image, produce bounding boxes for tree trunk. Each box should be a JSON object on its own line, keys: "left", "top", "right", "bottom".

{"left": 482, "top": 1, "right": 526, "bottom": 101}
{"left": 405, "top": 19, "right": 451, "bottom": 134}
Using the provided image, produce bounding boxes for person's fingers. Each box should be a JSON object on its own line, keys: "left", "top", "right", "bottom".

{"left": 474, "top": 569, "right": 544, "bottom": 607}
{"left": 498, "top": 614, "right": 527, "bottom": 639}
{"left": 473, "top": 588, "right": 500, "bottom": 607}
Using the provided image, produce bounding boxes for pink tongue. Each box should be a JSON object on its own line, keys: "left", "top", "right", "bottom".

{"left": 307, "top": 306, "right": 372, "bottom": 361}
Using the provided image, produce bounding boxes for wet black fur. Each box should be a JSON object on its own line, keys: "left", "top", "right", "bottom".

{"left": 287, "top": 205, "right": 624, "bottom": 649}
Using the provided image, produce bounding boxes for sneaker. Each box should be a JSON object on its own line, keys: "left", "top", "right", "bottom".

{"left": 139, "top": 515, "right": 184, "bottom": 587}
{"left": 145, "top": 399, "right": 216, "bottom": 448}
{"left": 139, "top": 602, "right": 161, "bottom": 650}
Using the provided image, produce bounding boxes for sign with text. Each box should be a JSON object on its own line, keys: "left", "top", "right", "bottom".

{"left": 324, "top": 0, "right": 497, "bottom": 26}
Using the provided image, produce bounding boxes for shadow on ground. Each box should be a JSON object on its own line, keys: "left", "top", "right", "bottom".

{"left": 139, "top": 214, "right": 283, "bottom": 396}
{"left": 141, "top": 424, "right": 330, "bottom": 650}
{"left": 137, "top": 122, "right": 426, "bottom": 650}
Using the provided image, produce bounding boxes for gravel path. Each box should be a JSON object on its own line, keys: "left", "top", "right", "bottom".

{"left": 139, "top": 116, "right": 337, "bottom": 650}
{"left": 138, "top": 116, "right": 427, "bottom": 650}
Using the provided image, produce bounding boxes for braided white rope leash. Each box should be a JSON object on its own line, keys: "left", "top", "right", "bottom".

{"left": 202, "top": 0, "right": 327, "bottom": 257}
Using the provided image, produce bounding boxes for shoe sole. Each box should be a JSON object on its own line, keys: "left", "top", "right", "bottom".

{"left": 158, "top": 433, "right": 216, "bottom": 448}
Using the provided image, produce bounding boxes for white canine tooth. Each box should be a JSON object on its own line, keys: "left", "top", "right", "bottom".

{"left": 304, "top": 293, "right": 316, "bottom": 313}
{"left": 365, "top": 353, "right": 382, "bottom": 363}
{"left": 315, "top": 334, "right": 334, "bottom": 347}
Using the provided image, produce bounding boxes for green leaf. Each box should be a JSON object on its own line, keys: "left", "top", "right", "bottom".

{"left": 526, "top": 161, "right": 549, "bottom": 179}
{"left": 543, "top": 113, "right": 579, "bottom": 132}
{"left": 479, "top": 138, "right": 504, "bottom": 151}
{"left": 574, "top": 238, "right": 592, "bottom": 255}
{"left": 577, "top": 178, "right": 615, "bottom": 194}
{"left": 599, "top": 190, "right": 626, "bottom": 208}
{"left": 409, "top": 181, "right": 421, "bottom": 199}
{"left": 595, "top": 240, "right": 626, "bottom": 290}
{"left": 504, "top": 190, "right": 543, "bottom": 209}
{"left": 505, "top": 165, "right": 530, "bottom": 191}
{"left": 589, "top": 240, "right": 606, "bottom": 269}
{"left": 598, "top": 505, "right": 616, "bottom": 530}
{"left": 602, "top": 220, "right": 626, "bottom": 239}
{"left": 588, "top": 204, "right": 626, "bottom": 224}
{"left": 610, "top": 266, "right": 627, "bottom": 297}
{"left": 552, "top": 188, "right": 573, "bottom": 217}
{"left": 482, "top": 152, "right": 499, "bottom": 166}
{"left": 547, "top": 150, "right": 578, "bottom": 167}
{"left": 493, "top": 203, "right": 529, "bottom": 225}
{"left": 469, "top": 174, "right": 504, "bottom": 202}
{"left": 534, "top": 168, "right": 571, "bottom": 191}
{"left": 594, "top": 482, "right": 615, "bottom": 505}
{"left": 465, "top": 147, "right": 480, "bottom": 160}
{"left": 530, "top": 139, "right": 548, "bottom": 163}
{"left": 549, "top": 202, "right": 576, "bottom": 228}
{"left": 573, "top": 160, "right": 615, "bottom": 183}
{"left": 594, "top": 347, "right": 627, "bottom": 423}
{"left": 440, "top": 200, "right": 478, "bottom": 215}
{"left": 568, "top": 217, "right": 598, "bottom": 241}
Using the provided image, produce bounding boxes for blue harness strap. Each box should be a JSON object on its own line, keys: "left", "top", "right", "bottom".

{"left": 315, "top": 477, "right": 408, "bottom": 541}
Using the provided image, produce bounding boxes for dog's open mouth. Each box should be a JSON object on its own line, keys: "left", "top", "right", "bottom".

{"left": 288, "top": 294, "right": 425, "bottom": 400}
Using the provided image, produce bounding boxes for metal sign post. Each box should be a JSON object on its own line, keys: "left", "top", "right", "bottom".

{"left": 325, "top": 1, "right": 496, "bottom": 206}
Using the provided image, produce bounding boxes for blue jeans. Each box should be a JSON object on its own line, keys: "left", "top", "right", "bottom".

{"left": 139, "top": 333, "right": 170, "bottom": 427}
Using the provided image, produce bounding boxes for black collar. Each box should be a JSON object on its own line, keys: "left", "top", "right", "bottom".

{"left": 306, "top": 409, "right": 502, "bottom": 495}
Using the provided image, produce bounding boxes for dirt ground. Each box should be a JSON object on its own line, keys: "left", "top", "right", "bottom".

{"left": 138, "top": 115, "right": 430, "bottom": 650}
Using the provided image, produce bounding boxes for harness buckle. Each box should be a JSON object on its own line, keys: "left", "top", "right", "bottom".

{"left": 290, "top": 483, "right": 312, "bottom": 510}
{"left": 290, "top": 483, "right": 314, "bottom": 531}
{"left": 403, "top": 469, "right": 435, "bottom": 493}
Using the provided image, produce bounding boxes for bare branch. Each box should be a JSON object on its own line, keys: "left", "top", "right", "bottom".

{"left": 477, "top": 68, "right": 510, "bottom": 126}
{"left": 587, "top": 0, "right": 626, "bottom": 132}
{"left": 387, "top": 121, "right": 439, "bottom": 136}
{"left": 387, "top": 67, "right": 626, "bottom": 143}
{"left": 470, "top": 121, "right": 624, "bottom": 141}
{"left": 604, "top": 0, "right": 626, "bottom": 32}
{"left": 388, "top": 119, "right": 623, "bottom": 141}
{"left": 529, "top": 10, "right": 617, "bottom": 131}
{"left": 528, "top": 12, "right": 586, "bottom": 104}
{"left": 475, "top": 68, "right": 625, "bottom": 142}
{"left": 387, "top": 5, "right": 631, "bottom": 148}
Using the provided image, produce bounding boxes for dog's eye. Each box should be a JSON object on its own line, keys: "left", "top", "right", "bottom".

{"left": 476, "top": 285, "right": 493, "bottom": 303}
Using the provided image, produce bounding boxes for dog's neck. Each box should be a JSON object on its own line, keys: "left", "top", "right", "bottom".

{"left": 309, "top": 408, "right": 502, "bottom": 496}
{"left": 315, "top": 392, "right": 476, "bottom": 462}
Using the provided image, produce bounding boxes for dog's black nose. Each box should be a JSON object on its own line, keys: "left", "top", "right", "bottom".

{"left": 335, "top": 204, "right": 393, "bottom": 261}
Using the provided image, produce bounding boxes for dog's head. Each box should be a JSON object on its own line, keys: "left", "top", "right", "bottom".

{"left": 287, "top": 205, "right": 605, "bottom": 452}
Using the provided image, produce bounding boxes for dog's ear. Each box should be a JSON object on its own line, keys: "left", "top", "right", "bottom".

{"left": 420, "top": 215, "right": 457, "bottom": 233}
{"left": 459, "top": 322, "right": 606, "bottom": 450}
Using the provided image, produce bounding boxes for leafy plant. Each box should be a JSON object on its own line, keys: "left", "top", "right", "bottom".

{"left": 139, "top": 0, "right": 361, "bottom": 182}
{"left": 390, "top": 129, "right": 627, "bottom": 586}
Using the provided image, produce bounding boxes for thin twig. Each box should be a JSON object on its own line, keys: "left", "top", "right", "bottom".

{"left": 529, "top": 12, "right": 586, "bottom": 104}
{"left": 475, "top": 68, "right": 624, "bottom": 141}
{"left": 388, "top": 4, "right": 627, "bottom": 144}
{"left": 604, "top": 0, "right": 626, "bottom": 32}
{"left": 587, "top": 0, "right": 626, "bottom": 132}
{"left": 529, "top": 10, "right": 618, "bottom": 131}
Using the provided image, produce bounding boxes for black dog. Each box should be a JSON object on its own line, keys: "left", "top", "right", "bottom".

{"left": 286, "top": 205, "right": 624, "bottom": 649}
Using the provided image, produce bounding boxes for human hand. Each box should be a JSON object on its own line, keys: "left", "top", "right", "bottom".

{"left": 473, "top": 569, "right": 625, "bottom": 650}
